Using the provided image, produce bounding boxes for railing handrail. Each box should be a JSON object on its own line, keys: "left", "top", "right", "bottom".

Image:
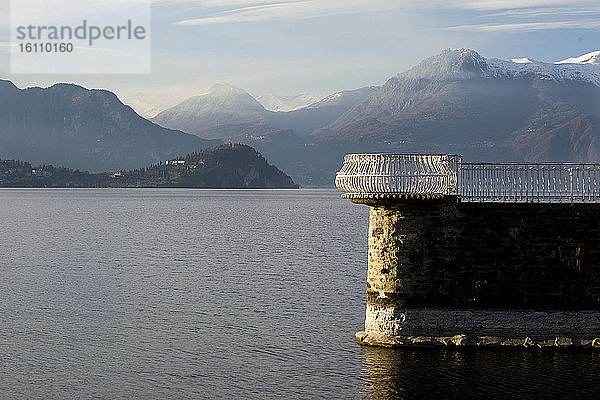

{"left": 341, "top": 153, "right": 463, "bottom": 157}
{"left": 335, "top": 153, "right": 600, "bottom": 203}
{"left": 461, "top": 162, "right": 600, "bottom": 166}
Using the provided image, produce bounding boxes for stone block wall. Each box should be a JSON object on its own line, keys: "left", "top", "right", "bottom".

{"left": 356, "top": 196, "right": 600, "bottom": 347}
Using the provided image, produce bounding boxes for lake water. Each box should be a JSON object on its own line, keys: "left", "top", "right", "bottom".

{"left": 1, "top": 189, "right": 599, "bottom": 399}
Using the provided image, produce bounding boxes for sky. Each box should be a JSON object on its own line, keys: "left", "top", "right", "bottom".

{"left": 0, "top": 0, "right": 599, "bottom": 114}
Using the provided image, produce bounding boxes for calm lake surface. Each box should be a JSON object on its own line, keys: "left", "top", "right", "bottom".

{"left": 1, "top": 189, "right": 599, "bottom": 399}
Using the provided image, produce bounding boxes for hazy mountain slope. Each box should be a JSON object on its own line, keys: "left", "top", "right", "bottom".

{"left": 152, "top": 83, "right": 269, "bottom": 139}
{"left": 268, "top": 87, "right": 378, "bottom": 136}
{"left": 151, "top": 83, "right": 376, "bottom": 140}
{"left": 255, "top": 93, "right": 324, "bottom": 112}
{"left": 25, "top": 48, "right": 594, "bottom": 186}
{"left": 0, "top": 80, "right": 219, "bottom": 172}
{"left": 513, "top": 114, "right": 600, "bottom": 162}
{"left": 148, "top": 49, "right": 600, "bottom": 185}
{"left": 315, "top": 49, "right": 600, "bottom": 163}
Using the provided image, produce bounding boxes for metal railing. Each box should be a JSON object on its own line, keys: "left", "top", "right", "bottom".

{"left": 335, "top": 154, "right": 600, "bottom": 203}
{"left": 335, "top": 154, "right": 461, "bottom": 199}
{"left": 459, "top": 163, "right": 600, "bottom": 203}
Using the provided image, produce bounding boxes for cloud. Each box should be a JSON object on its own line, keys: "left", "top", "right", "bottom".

{"left": 445, "top": 19, "right": 600, "bottom": 32}
{"left": 435, "top": 0, "right": 594, "bottom": 11}
{"left": 11, "top": 0, "right": 150, "bottom": 25}
{"left": 163, "top": 0, "right": 597, "bottom": 10}
{"left": 190, "top": 0, "right": 295, "bottom": 6}
{"left": 434, "top": 0, "right": 600, "bottom": 32}
{"left": 170, "top": 0, "right": 600, "bottom": 28}
{"left": 485, "top": 7, "right": 600, "bottom": 18}
{"left": 159, "top": 0, "right": 309, "bottom": 6}
{"left": 175, "top": 0, "right": 399, "bottom": 25}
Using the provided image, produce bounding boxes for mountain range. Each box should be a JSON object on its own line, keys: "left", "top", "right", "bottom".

{"left": 1, "top": 49, "right": 599, "bottom": 186}
{"left": 150, "top": 49, "right": 600, "bottom": 185}
{"left": 0, "top": 80, "right": 219, "bottom": 172}
{"left": 255, "top": 93, "right": 325, "bottom": 112}
{"left": 317, "top": 49, "right": 600, "bottom": 161}
{"left": 151, "top": 83, "right": 377, "bottom": 141}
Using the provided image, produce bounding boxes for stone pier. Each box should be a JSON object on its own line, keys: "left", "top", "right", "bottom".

{"left": 336, "top": 154, "right": 600, "bottom": 348}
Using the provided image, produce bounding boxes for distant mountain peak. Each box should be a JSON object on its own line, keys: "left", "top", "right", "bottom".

{"left": 174, "top": 83, "right": 265, "bottom": 112}
{"left": 209, "top": 82, "right": 249, "bottom": 98}
{"left": 305, "top": 87, "right": 378, "bottom": 109}
{"left": 396, "top": 48, "right": 600, "bottom": 87}
{"left": 47, "top": 82, "right": 88, "bottom": 91}
{"left": 0, "top": 78, "right": 217, "bottom": 172}
{"left": 152, "top": 83, "right": 267, "bottom": 138}
{"left": 0, "top": 79, "right": 19, "bottom": 91}
{"left": 400, "top": 48, "right": 488, "bottom": 81}
{"left": 486, "top": 51, "right": 600, "bottom": 87}
{"left": 255, "top": 92, "right": 325, "bottom": 112}
{"left": 557, "top": 50, "right": 600, "bottom": 65}
{"left": 511, "top": 57, "right": 534, "bottom": 64}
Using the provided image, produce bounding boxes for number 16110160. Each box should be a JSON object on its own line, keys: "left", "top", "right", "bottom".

{"left": 19, "top": 43, "right": 74, "bottom": 53}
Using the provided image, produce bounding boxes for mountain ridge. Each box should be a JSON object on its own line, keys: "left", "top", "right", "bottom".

{"left": 255, "top": 92, "right": 324, "bottom": 112}
{"left": 151, "top": 83, "right": 377, "bottom": 140}
{"left": 144, "top": 49, "right": 600, "bottom": 186}
{"left": 3, "top": 48, "right": 599, "bottom": 186}
{"left": 0, "top": 80, "right": 221, "bottom": 172}
{"left": 0, "top": 144, "right": 299, "bottom": 188}
{"left": 319, "top": 49, "right": 600, "bottom": 149}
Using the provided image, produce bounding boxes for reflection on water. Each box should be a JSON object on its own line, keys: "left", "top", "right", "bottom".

{"left": 361, "top": 346, "right": 600, "bottom": 400}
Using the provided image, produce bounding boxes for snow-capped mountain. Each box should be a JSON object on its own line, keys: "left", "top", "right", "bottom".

{"left": 122, "top": 92, "right": 185, "bottom": 119}
{"left": 397, "top": 48, "right": 600, "bottom": 87}
{"left": 148, "top": 49, "right": 600, "bottom": 185}
{"left": 305, "top": 87, "right": 378, "bottom": 109}
{"left": 151, "top": 83, "right": 375, "bottom": 140}
{"left": 486, "top": 51, "right": 600, "bottom": 87}
{"left": 122, "top": 95, "right": 176, "bottom": 119}
{"left": 557, "top": 51, "right": 600, "bottom": 65}
{"left": 151, "top": 83, "right": 268, "bottom": 139}
{"left": 256, "top": 93, "right": 325, "bottom": 112}
{"left": 319, "top": 48, "right": 600, "bottom": 163}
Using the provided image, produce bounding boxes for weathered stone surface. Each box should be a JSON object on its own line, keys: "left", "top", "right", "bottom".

{"left": 356, "top": 331, "right": 600, "bottom": 349}
{"left": 357, "top": 197, "right": 600, "bottom": 347}
{"left": 363, "top": 307, "right": 600, "bottom": 339}
{"left": 365, "top": 197, "right": 600, "bottom": 310}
